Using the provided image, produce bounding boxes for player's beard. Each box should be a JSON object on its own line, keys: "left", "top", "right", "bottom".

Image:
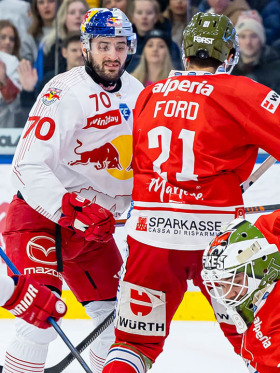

{"left": 89, "top": 54, "right": 125, "bottom": 83}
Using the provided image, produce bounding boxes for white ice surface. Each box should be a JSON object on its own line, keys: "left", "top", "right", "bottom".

{"left": 0, "top": 319, "right": 248, "bottom": 372}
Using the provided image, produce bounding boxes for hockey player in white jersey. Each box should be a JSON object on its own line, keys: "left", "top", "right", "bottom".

{"left": 2, "top": 8, "right": 143, "bottom": 373}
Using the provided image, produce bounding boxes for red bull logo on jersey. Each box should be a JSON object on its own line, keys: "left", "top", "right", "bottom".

{"left": 116, "top": 281, "right": 166, "bottom": 336}
{"left": 69, "top": 140, "right": 122, "bottom": 169}
{"left": 84, "top": 110, "right": 122, "bottom": 129}
{"left": 42, "top": 88, "right": 62, "bottom": 106}
{"left": 69, "top": 136, "right": 133, "bottom": 180}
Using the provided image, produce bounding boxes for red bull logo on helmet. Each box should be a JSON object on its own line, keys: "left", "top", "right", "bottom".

{"left": 107, "top": 17, "right": 122, "bottom": 27}
{"left": 42, "top": 87, "right": 62, "bottom": 106}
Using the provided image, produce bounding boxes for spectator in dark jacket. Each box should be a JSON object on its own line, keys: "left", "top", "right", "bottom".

{"left": 260, "top": 0, "right": 280, "bottom": 45}
{"left": 232, "top": 10, "right": 280, "bottom": 92}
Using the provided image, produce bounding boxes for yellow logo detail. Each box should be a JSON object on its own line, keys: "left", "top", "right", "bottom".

{"left": 107, "top": 135, "right": 133, "bottom": 180}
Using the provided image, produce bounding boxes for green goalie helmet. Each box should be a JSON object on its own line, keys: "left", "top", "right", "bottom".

{"left": 201, "top": 218, "right": 280, "bottom": 334}
{"left": 182, "top": 12, "right": 239, "bottom": 68}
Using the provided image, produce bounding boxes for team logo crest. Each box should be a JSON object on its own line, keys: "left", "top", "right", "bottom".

{"left": 136, "top": 217, "right": 148, "bottom": 231}
{"left": 42, "top": 88, "right": 62, "bottom": 106}
{"left": 208, "top": 231, "right": 231, "bottom": 255}
{"left": 119, "top": 103, "right": 131, "bottom": 120}
{"left": 203, "top": 231, "right": 231, "bottom": 270}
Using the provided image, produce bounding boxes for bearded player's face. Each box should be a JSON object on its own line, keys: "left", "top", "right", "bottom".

{"left": 86, "top": 36, "right": 128, "bottom": 82}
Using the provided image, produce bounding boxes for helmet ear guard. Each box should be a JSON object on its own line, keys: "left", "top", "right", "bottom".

{"left": 202, "top": 219, "right": 280, "bottom": 333}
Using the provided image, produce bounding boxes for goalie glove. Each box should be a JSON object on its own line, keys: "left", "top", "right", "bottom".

{"left": 58, "top": 192, "right": 115, "bottom": 242}
{"left": 3, "top": 275, "right": 67, "bottom": 329}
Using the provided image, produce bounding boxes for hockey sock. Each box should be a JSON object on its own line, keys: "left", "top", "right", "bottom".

{"left": 103, "top": 343, "right": 152, "bottom": 373}
{"left": 85, "top": 300, "right": 116, "bottom": 373}
{"left": 3, "top": 336, "right": 48, "bottom": 373}
{"left": 3, "top": 313, "right": 60, "bottom": 373}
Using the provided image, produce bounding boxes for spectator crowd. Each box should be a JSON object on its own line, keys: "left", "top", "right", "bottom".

{"left": 1, "top": 0, "right": 280, "bottom": 128}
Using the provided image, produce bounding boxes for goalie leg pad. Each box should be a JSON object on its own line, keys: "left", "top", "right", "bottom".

{"left": 85, "top": 300, "right": 116, "bottom": 373}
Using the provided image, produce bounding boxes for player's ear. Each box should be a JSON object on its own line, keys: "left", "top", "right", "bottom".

{"left": 227, "top": 53, "right": 234, "bottom": 64}
{"left": 185, "top": 56, "right": 190, "bottom": 70}
{"left": 62, "top": 47, "right": 67, "bottom": 59}
{"left": 81, "top": 42, "right": 87, "bottom": 59}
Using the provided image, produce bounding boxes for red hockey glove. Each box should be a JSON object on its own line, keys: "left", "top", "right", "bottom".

{"left": 3, "top": 275, "right": 67, "bottom": 329}
{"left": 58, "top": 192, "right": 115, "bottom": 242}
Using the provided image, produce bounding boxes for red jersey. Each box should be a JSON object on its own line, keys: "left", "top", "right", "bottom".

{"left": 126, "top": 71, "right": 280, "bottom": 250}
{"left": 241, "top": 281, "right": 280, "bottom": 373}
{"left": 241, "top": 211, "right": 280, "bottom": 372}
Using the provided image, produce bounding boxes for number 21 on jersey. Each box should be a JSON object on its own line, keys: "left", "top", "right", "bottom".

{"left": 148, "top": 126, "right": 198, "bottom": 182}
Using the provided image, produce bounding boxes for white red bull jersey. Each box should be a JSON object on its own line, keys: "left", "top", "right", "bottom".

{"left": 12, "top": 66, "right": 143, "bottom": 222}
{"left": 126, "top": 71, "right": 280, "bottom": 250}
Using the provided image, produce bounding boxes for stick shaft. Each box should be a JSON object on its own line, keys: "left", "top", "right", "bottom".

{"left": 245, "top": 204, "right": 280, "bottom": 214}
{"left": 241, "top": 155, "right": 277, "bottom": 193}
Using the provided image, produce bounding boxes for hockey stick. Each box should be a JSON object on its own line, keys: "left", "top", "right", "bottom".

{"left": 0, "top": 310, "right": 114, "bottom": 373}
{"left": 245, "top": 203, "right": 280, "bottom": 214}
{"left": 241, "top": 155, "right": 277, "bottom": 193}
{"left": 0, "top": 248, "right": 93, "bottom": 373}
{"left": 44, "top": 310, "right": 114, "bottom": 372}
{"left": 113, "top": 156, "right": 278, "bottom": 227}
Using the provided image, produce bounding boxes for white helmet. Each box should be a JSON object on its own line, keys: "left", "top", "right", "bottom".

{"left": 80, "top": 8, "right": 136, "bottom": 54}
{"left": 201, "top": 218, "right": 280, "bottom": 333}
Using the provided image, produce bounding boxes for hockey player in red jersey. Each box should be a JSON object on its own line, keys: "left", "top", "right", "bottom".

{"left": 0, "top": 274, "right": 67, "bottom": 328}
{"left": 103, "top": 12, "right": 280, "bottom": 373}
{"left": 2, "top": 8, "right": 143, "bottom": 373}
{"left": 202, "top": 211, "right": 280, "bottom": 373}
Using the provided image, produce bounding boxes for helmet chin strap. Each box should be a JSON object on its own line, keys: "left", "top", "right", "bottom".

{"left": 226, "top": 307, "right": 248, "bottom": 334}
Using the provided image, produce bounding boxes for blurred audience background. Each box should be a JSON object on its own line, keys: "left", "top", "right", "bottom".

{"left": 232, "top": 10, "right": 280, "bottom": 91}
{"left": 0, "top": 0, "right": 280, "bottom": 129}
{"left": 0, "top": 20, "right": 22, "bottom": 128}
{"left": 132, "top": 29, "right": 174, "bottom": 86}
